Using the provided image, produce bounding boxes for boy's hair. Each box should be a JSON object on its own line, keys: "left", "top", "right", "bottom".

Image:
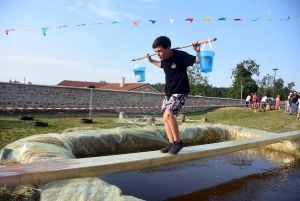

{"left": 152, "top": 36, "right": 171, "bottom": 49}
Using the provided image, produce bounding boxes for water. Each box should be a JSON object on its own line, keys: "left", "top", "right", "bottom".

{"left": 99, "top": 148, "right": 300, "bottom": 201}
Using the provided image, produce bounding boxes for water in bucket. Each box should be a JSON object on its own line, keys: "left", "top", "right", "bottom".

{"left": 197, "top": 51, "right": 215, "bottom": 73}
{"left": 133, "top": 67, "right": 146, "bottom": 82}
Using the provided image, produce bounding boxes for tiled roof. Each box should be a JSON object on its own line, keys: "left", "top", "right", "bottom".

{"left": 57, "top": 80, "right": 161, "bottom": 92}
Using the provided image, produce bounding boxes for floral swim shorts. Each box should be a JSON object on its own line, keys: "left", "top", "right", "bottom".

{"left": 161, "top": 94, "right": 188, "bottom": 115}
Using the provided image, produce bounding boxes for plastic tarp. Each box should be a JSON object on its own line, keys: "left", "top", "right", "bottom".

{"left": 1, "top": 123, "right": 299, "bottom": 201}
{"left": 39, "top": 177, "right": 144, "bottom": 201}
{"left": 0, "top": 124, "right": 237, "bottom": 163}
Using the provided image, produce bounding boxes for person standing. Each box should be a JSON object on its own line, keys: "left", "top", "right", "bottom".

{"left": 275, "top": 95, "right": 281, "bottom": 110}
{"left": 260, "top": 95, "right": 268, "bottom": 112}
{"left": 289, "top": 91, "right": 299, "bottom": 115}
{"left": 145, "top": 36, "right": 201, "bottom": 154}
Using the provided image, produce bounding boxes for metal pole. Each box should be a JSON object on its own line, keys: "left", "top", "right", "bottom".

{"left": 272, "top": 68, "right": 278, "bottom": 98}
{"left": 241, "top": 85, "right": 243, "bottom": 104}
{"left": 89, "top": 88, "right": 93, "bottom": 117}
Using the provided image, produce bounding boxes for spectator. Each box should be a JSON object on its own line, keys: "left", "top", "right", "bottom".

{"left": 275, "top": 95, "right": 281, "bottom": 110}
{"left": 287, "top": 93, "right": 293, "bottom": 111}
{"left": 297, "top": 95, "right": 300, "bottom": 119}
{"left": 245, "top": 94, "right": 251, "bottom": 109}
{"left": 289, "top": 91, "right": 299, "bottom": 115}
{"left": 260, "top": 95, "right": 268, "bottom": 112}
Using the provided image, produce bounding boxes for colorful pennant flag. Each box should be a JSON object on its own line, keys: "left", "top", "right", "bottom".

{"left": 185, "top": 18, "right": 193, "bottom": 23}
{"left": 202, "top": 17, "right": 210, "bottom": 22}
{"left": 133, "top": 20, "right": 140, "bottom": 25}
{"left": 42, "top": 27, "right": 50, "bottom": 36}
{"left": 5, "top": 29, "right": 15, "bottom": 35}
{"left": 281, "top": 16, "right": 290, "bottom": 20}
{"left": 24, "top": 28, "right": 33, "bottom": 34}
{"left": 252, "top": 18, "right": 259, "bottom": 21}
{"left": 58, "top": 25, "right": 67, "bottom": 29}
{"left": 77, "top": 24, "right": 86, "bottom": 26}
{"left": 94, "top": 22, "right": 103, "bottom": 25}
{"left": 267, "top": 18, "right": 274, "bottom": 21}
{"left": 149, "top": 20, "right": 157, "bottom": 24}
{"left": 168, "top": 19, "right": 174, "bottom": 24}
{"left": 234, "top": 18, "right": 242, "bottom": 21}
{"left": 218, "top": 17, "right": 226, "bottom": 20}
{"left": 112, "top": 21, "right": 120, "bottom": 24}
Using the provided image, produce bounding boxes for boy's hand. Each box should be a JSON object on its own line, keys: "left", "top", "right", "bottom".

{"left": 145, "top": 53, "right": 153, "bottom": 63}
{"left": 192, "top": 41, "right": 201, "bottom": 53}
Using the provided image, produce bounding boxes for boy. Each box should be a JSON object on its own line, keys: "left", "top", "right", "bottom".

{"left": 145, "top": 36, "right": 201, "bottom": 154}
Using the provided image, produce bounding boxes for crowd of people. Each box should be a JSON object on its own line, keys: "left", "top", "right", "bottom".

{"left": 245, "top": 91, "right": 300, "bottom": 119}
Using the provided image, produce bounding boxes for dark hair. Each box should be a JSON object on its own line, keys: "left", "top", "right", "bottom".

{"left": 152, "top": 36, "right": 171, "bottom": 49}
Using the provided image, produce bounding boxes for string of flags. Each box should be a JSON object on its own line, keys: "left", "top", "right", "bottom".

{"left": 5, "top": 16, "right": 295, "bottom": 36}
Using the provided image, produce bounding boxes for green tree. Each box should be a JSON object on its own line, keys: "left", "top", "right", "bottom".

{"left": 187, "top": 64, "right": 209, "bottom": 95}
{"left": 229, "top": 59, "right": 260, "bottom": 99}
{"left": 257, "top": 74, "right": 273, "bottom": 96}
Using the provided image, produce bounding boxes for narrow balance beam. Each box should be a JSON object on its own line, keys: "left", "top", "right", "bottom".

{"left": 1, "top": 131, "right": 299, "bottom": 187}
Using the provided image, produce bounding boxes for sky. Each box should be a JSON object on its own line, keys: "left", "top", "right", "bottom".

{"left": 0, "top": 0, "right": 300, "bottom": 90}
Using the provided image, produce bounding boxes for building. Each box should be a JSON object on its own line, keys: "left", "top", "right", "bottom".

{"left": 57, "top": 77, "right": 162, "bottom": 93}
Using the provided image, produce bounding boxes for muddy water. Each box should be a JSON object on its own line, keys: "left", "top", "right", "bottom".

{"left": 99, "top": 148, "right": 300, "bottom": 201}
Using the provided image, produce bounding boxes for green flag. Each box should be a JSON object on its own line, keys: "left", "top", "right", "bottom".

{"left": 42, "top": 27, "right": 50, "bottom": 36}
{"left": 112, "top": 21, "right": 120, "bottom": 24}
{"left": 218, "top": 17, "right": 226, "bottom": 20}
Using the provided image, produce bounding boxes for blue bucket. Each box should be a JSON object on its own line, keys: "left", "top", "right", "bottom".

{"left": 133, "top": 67, "right": 146, "bottom": 82}
{"left": 197, "top": 51, "right": 215, "bottom": 73}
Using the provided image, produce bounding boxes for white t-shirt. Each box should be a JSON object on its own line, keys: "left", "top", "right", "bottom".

{"left": 261, "top": 96, "right": 268, "bottom": 102}
{"left": 246, "top": 95, "right": 251, "bottom": 102}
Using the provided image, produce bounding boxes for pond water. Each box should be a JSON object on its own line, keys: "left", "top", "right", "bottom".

{"left": 100, "top": 148, "right": 300, "bottom": 201}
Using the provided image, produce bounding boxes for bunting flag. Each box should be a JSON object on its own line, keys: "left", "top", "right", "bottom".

{"left": 133, "top": 20, "right": 140, "bottom": 25}
{"left": 281, "top": 16, "right": 290, "bottom": 20}
{"left": 58, "top": 25, "right": 67, "bottom": 29}
{"left": 168, "top": 19, "right": 174, "bottom": 24}
{"left": 4, "top": 15, "right": 297, "bottom": 36}
{"left": 42, "top": 27, "right": 50, "bottom": 36}
{"left": 149, "top": 20, "right": 157, "bottom": 24}
{"left": 185, "top": 18, "right": 193, "bottom": 23}
{"left": 24, "top": 28, "right": 33, "bottom": 34}
{"left": 202, "top": 17, "right": 210, "bottom": 22}
{"left": 5, "top": 29, "right": 15, "bottom": 35}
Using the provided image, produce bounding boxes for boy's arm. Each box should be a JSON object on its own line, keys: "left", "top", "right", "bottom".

{"left": 145, "top": 54, "right": 161, "bottom": 68}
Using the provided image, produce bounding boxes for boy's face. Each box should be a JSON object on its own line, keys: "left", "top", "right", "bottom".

{"left": 154, "top": 46, "right": 171, "bottom": 60}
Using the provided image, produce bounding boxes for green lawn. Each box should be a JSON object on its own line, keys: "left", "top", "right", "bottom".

{"left": 0, "top": 107, "right": 299, "bottom": 150}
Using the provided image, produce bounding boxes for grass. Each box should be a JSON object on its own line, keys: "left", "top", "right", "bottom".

{"left": 0, "top": 107, "right": 299, "bottom": 150}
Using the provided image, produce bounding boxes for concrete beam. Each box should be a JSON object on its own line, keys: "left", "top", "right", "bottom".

{"left": 0, "top": 131, "right": 299, "bottom": 187}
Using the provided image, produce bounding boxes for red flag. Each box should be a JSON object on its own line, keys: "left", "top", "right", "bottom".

{"left": 185, "top": 18, "right": 193, "bottom": 23}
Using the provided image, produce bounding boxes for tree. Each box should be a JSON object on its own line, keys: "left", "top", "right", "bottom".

{"left": 99, "top": 80, "right": 107, "bottom": 83}
{"left": 187, "top": 64, "right": 209, "bottom": 95}
{"left": 257, "top": 74, "right": 273, "bottom": 96}
{"left": 229, "top": 59, "right": 260, "bottom": 99}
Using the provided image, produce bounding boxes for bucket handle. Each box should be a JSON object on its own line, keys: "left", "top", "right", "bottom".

{"left": 135, "top": 59, "right": 145, "bottom": 68}
{"left": 201, "top": 40, "right": 213, "bottom": 52}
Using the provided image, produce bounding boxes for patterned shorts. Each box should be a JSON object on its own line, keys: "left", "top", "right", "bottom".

{"left": 161, "top": 94, "right": 188, "bottom": 115}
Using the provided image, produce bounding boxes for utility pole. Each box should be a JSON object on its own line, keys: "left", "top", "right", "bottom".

{"left": 272, "top": 68, "right": 278, "bottom": 98}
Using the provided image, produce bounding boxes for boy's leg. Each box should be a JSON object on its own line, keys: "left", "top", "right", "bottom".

{"left": 164, "top": 110, "right": 180, "bottom": 142}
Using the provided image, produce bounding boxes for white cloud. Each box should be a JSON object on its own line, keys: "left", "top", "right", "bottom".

{"left": 67, "top": 0, "right": 139, "bottom": 20}
{"left": 87, "top": 0, "right": 138, "bottom": 20}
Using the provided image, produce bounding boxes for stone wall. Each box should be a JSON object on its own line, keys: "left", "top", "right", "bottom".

{"left": 0, "top": 82, "right": 242, "bottom": 115}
